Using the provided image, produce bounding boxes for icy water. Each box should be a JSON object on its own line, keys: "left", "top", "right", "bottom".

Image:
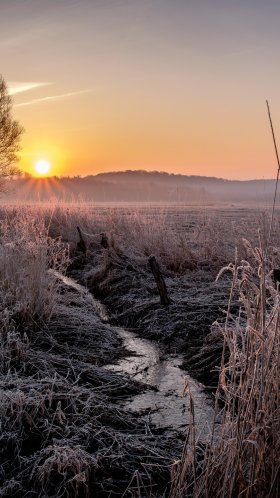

{"left": 106, "top": 328, "right": 214, "bottom": 435}
{"left": 50, "top": 270, "right": 214, "bottom": 435}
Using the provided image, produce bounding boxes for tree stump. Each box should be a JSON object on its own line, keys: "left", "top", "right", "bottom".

{"left": 100, "top": 232, "right": 109, "bottom": 249}
{"left": 76, "top": 226, "right": 87, "bottom": 254}
{"left": 148, "top": 255, "right": 171, "bottom": 305}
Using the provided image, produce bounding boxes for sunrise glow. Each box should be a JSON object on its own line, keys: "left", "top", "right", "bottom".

{"left": 6, "top": 1, "right": 280, "bottom": 180}
{"left": 2, "top": 3, "right": 280, "bottom": 495}
{"left": 34, "top": 160, "right": 51, "bottom": 176}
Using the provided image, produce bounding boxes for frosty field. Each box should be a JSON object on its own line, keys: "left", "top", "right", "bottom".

{"left": 1, "top": 203, "right": 280, "bottom": 497}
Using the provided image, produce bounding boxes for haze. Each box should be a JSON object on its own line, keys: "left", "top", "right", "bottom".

{"left": 2, "top": 0, "right": 280, "bottom": 179}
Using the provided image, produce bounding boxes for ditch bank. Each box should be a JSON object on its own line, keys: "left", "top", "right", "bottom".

{"left": 69, "top": 238, "right": 233, "bottom": 390}
{"left": 1, "top": 271, "right": 183, "bottom": 498}
{"left": 52, "top": 270, "right": 214, "bottom": 436}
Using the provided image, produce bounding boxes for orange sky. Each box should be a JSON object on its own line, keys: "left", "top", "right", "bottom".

{"left": 3, "top": 1, "right": 280, "bottom": 180}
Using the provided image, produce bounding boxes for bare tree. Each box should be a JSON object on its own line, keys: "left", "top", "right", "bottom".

{"left": 0, "top": 75, "right": 24, "bottom": 179}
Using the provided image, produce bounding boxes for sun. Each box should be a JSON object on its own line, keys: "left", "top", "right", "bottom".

{"left": 35, "top": 160, "right": 51, "bottom": 176}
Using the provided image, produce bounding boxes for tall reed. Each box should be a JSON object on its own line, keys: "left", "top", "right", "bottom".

{"left": 170, "top": 235, "right": 280, "bottom": 497}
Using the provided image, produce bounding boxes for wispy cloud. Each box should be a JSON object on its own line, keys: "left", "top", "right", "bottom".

{"left": 225, "top": 46, "right": 264, "bottom": 59}
{"left": 8, "top": 82, "right": 52, "bottom": 96}
{"left": 15, "top": 89, "right": 91, "bottom": 108}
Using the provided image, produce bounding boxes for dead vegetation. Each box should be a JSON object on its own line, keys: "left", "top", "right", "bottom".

{"left": 170, "top": 238, "right": 280, "bottom": 497}
{"left": 75, "top": 235, "right": 232, "bottom": 389}
{"left": 0, "top": 208, "right": 181, "bottom": 497}
{"left": 1, "top": 203, "right": 280, "bottom": 497}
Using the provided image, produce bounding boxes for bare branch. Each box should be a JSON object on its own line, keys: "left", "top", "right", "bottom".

{"left": 0, "top": 75, "right": 24, "bottom": 185}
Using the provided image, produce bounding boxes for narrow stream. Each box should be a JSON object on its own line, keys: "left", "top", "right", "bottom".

{"left": 106, "top": 328, "right": 214, "bottom": 435}
{"left": 50, "top": 270, "right": 214, "bottom": 436}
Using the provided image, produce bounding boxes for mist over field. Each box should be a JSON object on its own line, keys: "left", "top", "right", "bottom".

{"left": 2, "top": 0, "right": 280, "bottom": 495}
{"left": 8, "top": 170, "right": 278, "bottom": 204}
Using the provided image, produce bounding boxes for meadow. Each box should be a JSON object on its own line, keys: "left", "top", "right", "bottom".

{"left": 0, "top": 202, "right": 280, "bottom": 497}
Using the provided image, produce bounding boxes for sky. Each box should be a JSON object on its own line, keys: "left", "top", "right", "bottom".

{"left": 1, "top": 0, "right": 280, "bottom": 179}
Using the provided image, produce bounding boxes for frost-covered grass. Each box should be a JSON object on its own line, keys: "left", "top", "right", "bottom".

{"left": 0, "top": 207, "right": 68, "bottom": 333}
{"left": 3, "top": 201, "right": 278, "bottom": 270}
{"left": 0, "top": 204, "right": 179, "bottom": 496}
{"left": 170, "top": 239, "right": 280, "bottom": 498}
{"left": 47, "top": 203, "right": 280, "bottom": 269}
{"left": 1, "top": 202, "right": 280, "bottom": 497}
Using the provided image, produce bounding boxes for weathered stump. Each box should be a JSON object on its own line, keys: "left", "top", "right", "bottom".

{"left": 148, "top": 255, "right": 171, "bottom": 306}
{"left": 100, "top": 232, "right": 109, "bottom": 249}
{"left": 76, "top": 226, "right": 87, "bottom": 254}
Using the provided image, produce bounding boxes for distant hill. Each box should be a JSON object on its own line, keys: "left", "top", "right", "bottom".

{"left": 6, "top": 170, "right": 278, "bottom": 204}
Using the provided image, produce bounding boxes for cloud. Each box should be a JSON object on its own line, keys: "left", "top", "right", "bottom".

{"left": 14, "top": 89, "right": 91, "bottom": 107}
{"left": 8, "top": 82, "right": 52, "bottom": 96}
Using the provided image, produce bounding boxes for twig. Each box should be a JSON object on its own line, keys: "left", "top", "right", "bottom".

{"left": 266, "top": 100, "right": 280, "bottom": 249}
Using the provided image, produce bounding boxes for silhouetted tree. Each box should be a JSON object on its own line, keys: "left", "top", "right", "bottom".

{"left": 0, "top": 75, "right": 24, "bottom": 181}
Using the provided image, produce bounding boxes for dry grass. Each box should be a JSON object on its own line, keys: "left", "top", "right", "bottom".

{"left": 0, "top": 208, "right": 68, "bottom": 333}
{"left": 0, "top": 205, "right": 179, "bottom": 497}
{"left": 170, "top": 234, "right": 280, "bottom": 498}
{"left": 1, "top": 202, "right": 280, "bottom": 497}
{"left": 1, "top": 202, "right": 273, "bottom": 270}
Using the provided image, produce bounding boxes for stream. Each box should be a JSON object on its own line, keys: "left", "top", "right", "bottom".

{"left": 50, "top": 269, "right": 214, "bottom": 436}
{"left": 106, "top": 327, "right": 214, "bottom": 436}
